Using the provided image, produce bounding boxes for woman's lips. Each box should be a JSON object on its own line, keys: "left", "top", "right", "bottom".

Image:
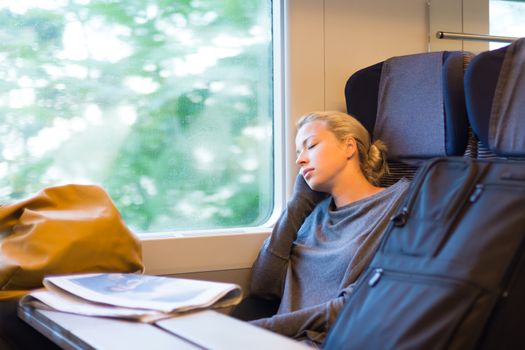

{"left": 302, "top": 168, "right": 314, "bottom": 179}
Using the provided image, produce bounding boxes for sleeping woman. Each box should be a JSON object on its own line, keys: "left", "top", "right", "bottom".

{"left": 234, "top": 111, "right": 410, "bottom": 346}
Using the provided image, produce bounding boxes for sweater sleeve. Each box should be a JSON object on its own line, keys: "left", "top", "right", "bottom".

{"left": 249, "top": 174, "right": 327, "bottom": 299}
{"left": 249, "top": 290, "right": 352, "bottom": 344}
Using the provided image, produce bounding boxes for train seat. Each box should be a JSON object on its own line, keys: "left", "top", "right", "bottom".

{"left": 345, "top": 50, "right": 475, "bottom": 186}
{"left": 321, "top": 41, "right": 525, "bottom": 349}
{"left": 462, "top": 37, "right": 525, "bottom": 349}
{"left": 464, "top": 37, "right": 525, "bottom": 160}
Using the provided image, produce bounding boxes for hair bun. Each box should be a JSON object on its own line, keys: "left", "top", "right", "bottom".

{"left": 365, "top": 140, "right": 389, "bottom": 185}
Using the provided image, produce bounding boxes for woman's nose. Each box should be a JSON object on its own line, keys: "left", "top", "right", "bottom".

{"left": 296, "top": 150, "right": 307, "bottom": 166}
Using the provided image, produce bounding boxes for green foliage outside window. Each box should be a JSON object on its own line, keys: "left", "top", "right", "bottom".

{"left": 0, "top": 0, "right": 274, "bottom": 233}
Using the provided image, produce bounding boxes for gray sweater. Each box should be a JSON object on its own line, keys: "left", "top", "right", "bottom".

{"left": 249, "top": 176, "right": 409, "bottom": 344}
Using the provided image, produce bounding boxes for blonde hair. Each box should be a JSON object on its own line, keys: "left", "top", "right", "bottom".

{"left": 297, "top": 111, "right": 389, "bottom": 186}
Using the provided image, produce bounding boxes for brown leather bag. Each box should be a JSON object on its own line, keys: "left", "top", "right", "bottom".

{"left": 0, "top": 184, "right": 144, "bottom": 292}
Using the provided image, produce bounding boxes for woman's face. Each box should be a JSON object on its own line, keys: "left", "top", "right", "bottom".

{"left": 295, "top": 120, "right": 353, "bottom": 192}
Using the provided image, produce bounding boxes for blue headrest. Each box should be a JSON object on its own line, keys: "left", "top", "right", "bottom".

{"left": 464, "top": 38, "right": 525, "bottom": 157}
{"left": 345, "top": 62, "right": 383, "bottom": 135}
{"left": 345, "top": 51, "right": 470, "bottom": 161}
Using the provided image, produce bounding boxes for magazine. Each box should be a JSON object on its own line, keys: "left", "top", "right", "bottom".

{"left": 20, "top": 273, "right": 243, "bottom": 322}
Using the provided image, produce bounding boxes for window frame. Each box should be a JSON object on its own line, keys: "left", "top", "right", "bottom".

{"left": 142, "top": 0, "right": 287, "bottom": 275}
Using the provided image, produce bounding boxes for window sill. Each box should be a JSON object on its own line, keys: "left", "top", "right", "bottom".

{"left": 140, "top": 228, "right": 271, "bottom": 275}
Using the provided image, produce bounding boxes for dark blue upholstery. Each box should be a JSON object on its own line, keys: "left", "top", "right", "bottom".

{"left": 443, "top": 52, "right": 471, "bottom": 156}
{"left": 464, "top": 45, "right": 506, "bottom": 150}
{"left": 345, "top": 51, "right": 472, "bottom": 186}
{"left": 345, "top": 51, "right": 470, "bottom": 159}
{"left": 464, "top": 39, "right": 525, "bottom": 158}
{"left": 345, "top": 62, "right": 383, "bottom": 135}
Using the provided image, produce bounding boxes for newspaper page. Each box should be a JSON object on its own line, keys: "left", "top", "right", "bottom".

{"left": 21, "top": 273, "right": 243, "bottom": 321}
{"left": 22, "top": 288, "right": 169, "bottom": 322}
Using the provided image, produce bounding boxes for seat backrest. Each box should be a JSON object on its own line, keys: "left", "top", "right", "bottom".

{"left": 464, "top": 37, "right": 525, "bottom": 159}
{"left": 345, "top": 51, "right": 474, "bottom": 186}
{"left": 452, "top": 37, "right": 525, "bottom": 350}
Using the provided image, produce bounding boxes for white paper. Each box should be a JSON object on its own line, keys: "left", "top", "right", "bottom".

{"left": 21, "top": 273, "right": 242, "bottom": 322}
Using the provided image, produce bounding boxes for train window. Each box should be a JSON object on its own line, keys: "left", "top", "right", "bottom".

{"left": 0, "top": 0, "right": 275, "bottom": 235}
{"left": 489, "top": 0, "right": 525, "bottom": 49}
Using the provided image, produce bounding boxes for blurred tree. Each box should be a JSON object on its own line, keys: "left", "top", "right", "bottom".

{"left": 0, "top": 0, "right": 273, "bottom": 233}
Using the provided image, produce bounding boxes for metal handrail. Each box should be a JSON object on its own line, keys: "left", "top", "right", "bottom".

{"left": 436, "top": 31, "right": 519, "bottom": 43}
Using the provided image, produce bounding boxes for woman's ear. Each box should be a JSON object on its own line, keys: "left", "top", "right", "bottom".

{"left": 345, "top": 137, "right": 357, "bottom": 159}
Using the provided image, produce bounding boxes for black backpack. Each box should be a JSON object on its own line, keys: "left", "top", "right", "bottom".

{"left": 324, "top": 157, "right": 525, "bottom": 350}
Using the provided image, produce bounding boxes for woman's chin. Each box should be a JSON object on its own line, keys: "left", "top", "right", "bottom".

{"left": 306, "top": 179, "right": 322, "bottom": 192}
